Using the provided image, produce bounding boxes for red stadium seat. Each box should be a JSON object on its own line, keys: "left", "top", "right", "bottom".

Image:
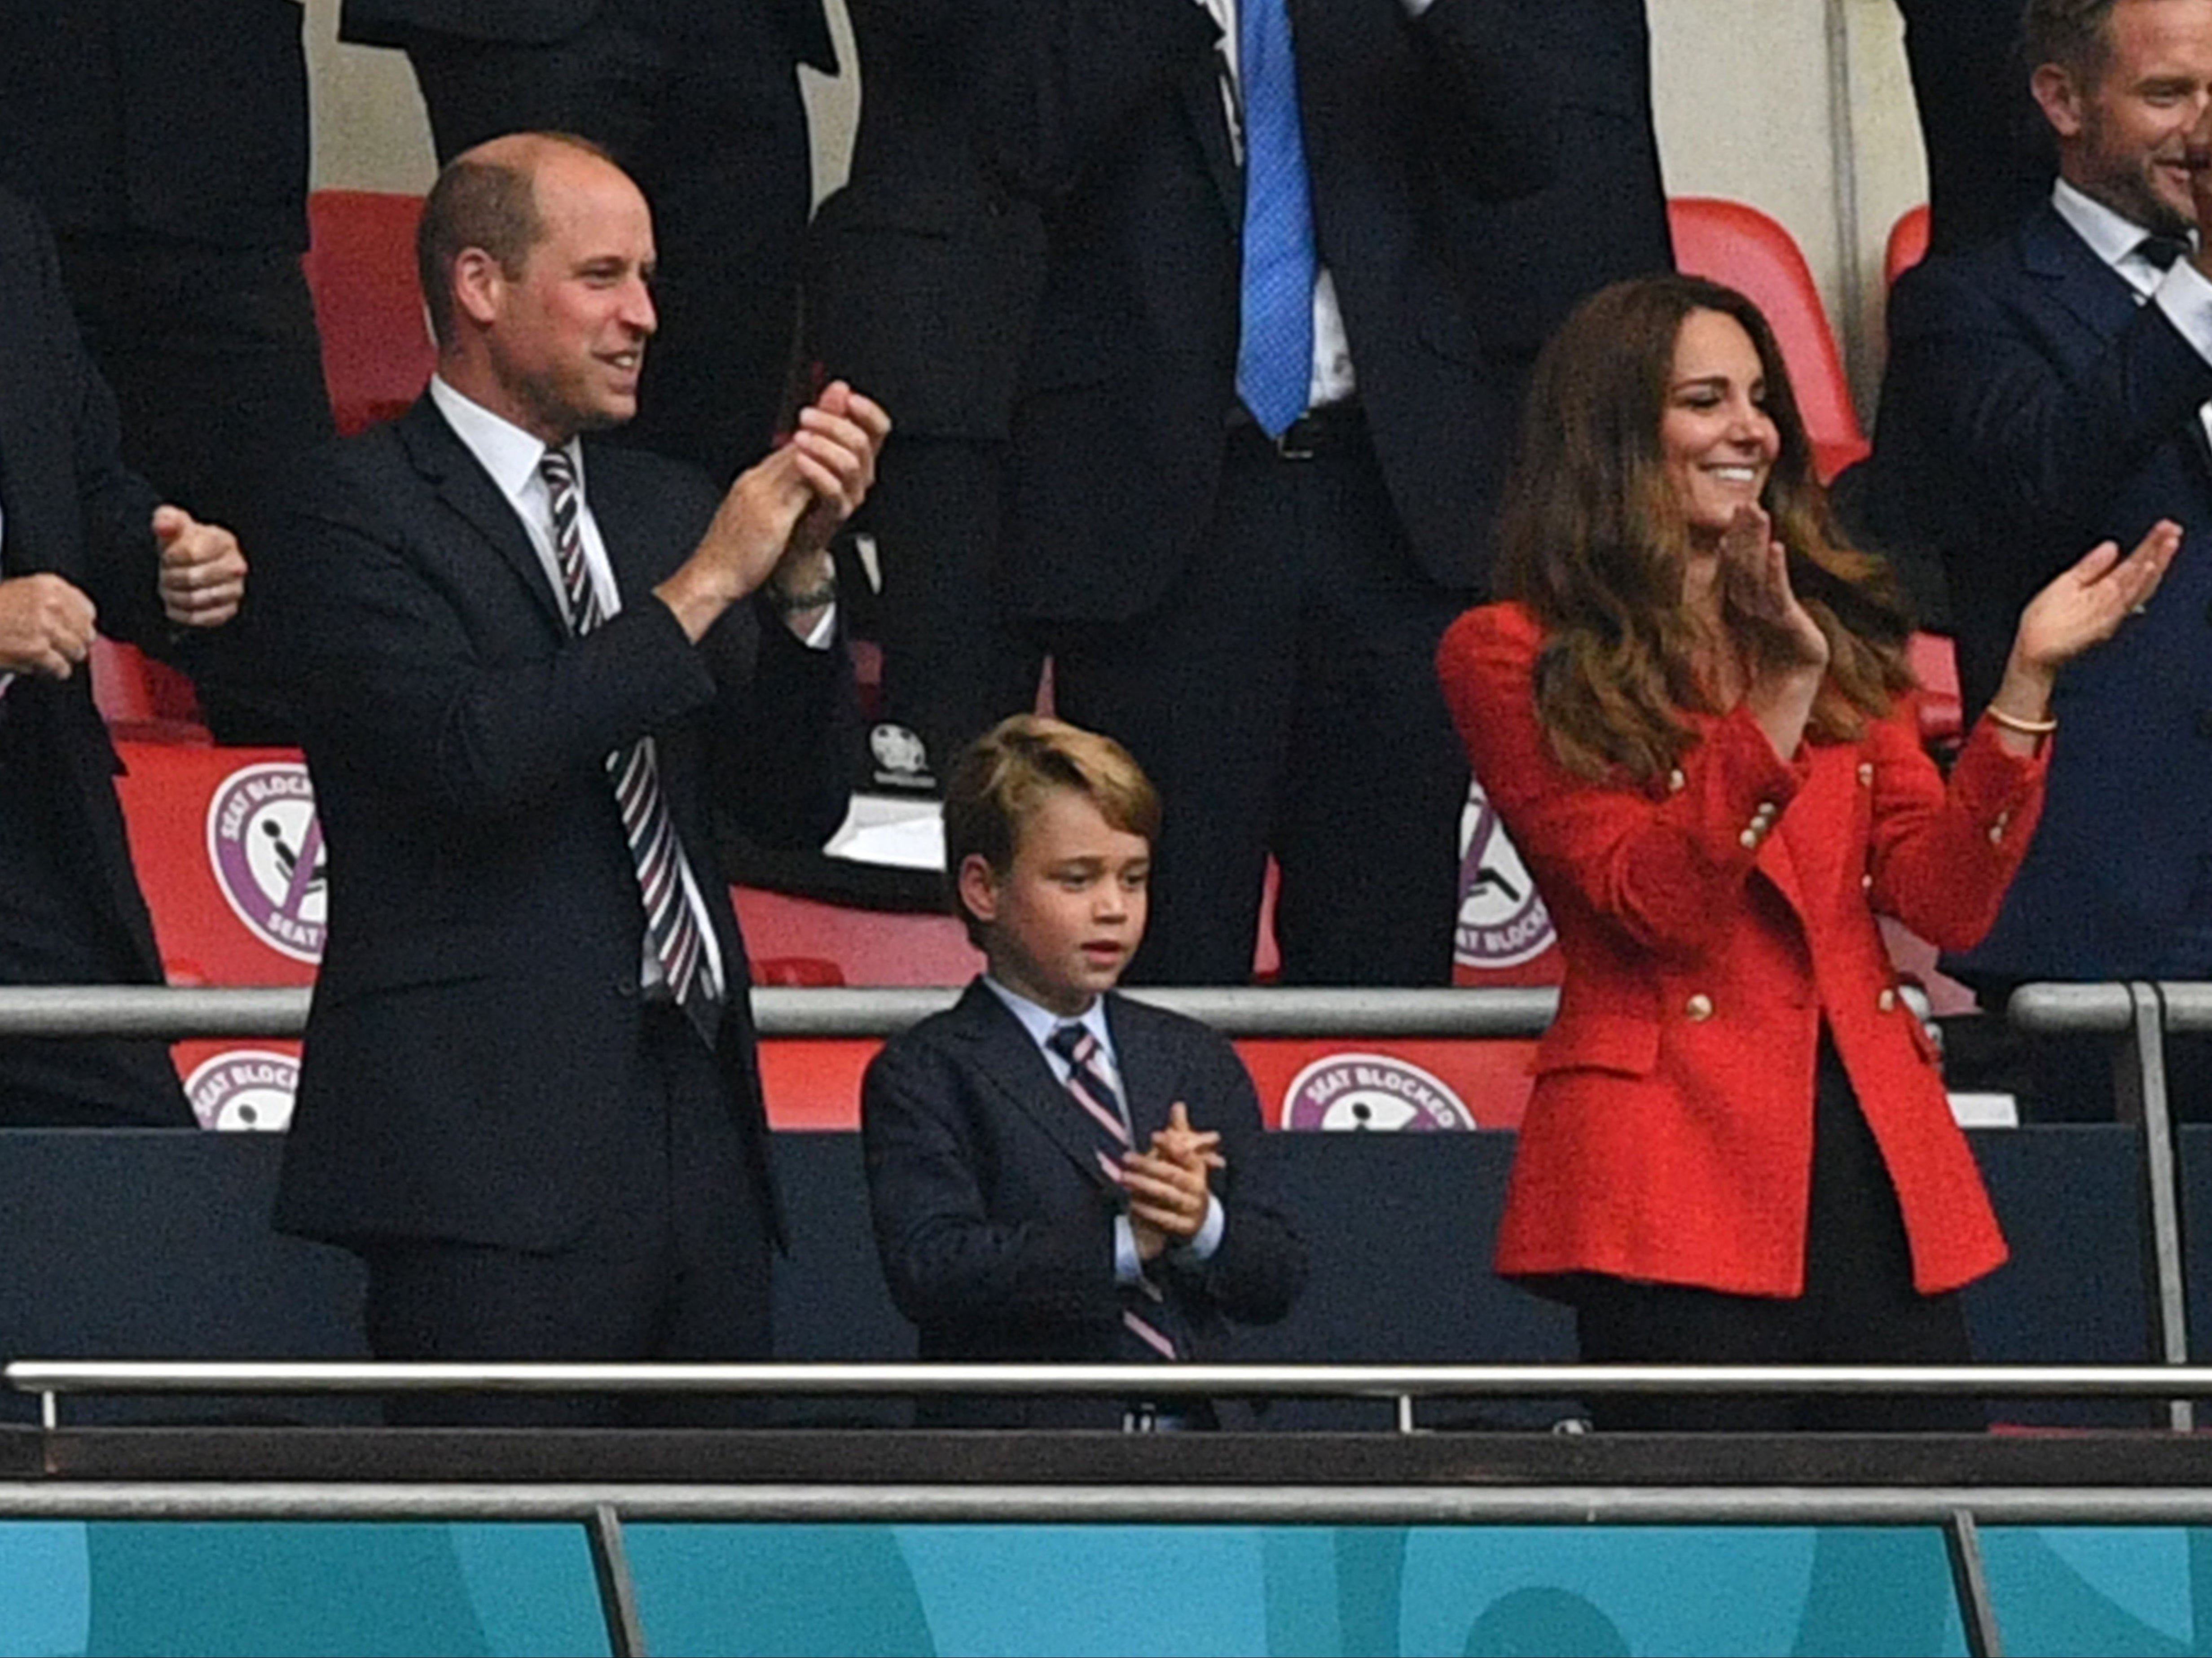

{"left": 1907, "top": 628, "right": 1964, "bottom": 751}
{"left": 1886, "top": 203, "right": 1932, "bottom": 289}
{"left": 303, "top": 190, "right": 435, "bottom": 437}
{"left": 1666, "top": 197, "right": 1870, "bottom": 482}
{"left": 90, "top": 637, "right": 210, "bottom": 744}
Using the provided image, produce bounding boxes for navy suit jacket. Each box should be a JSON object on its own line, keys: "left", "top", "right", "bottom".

{"left": 862, "top": 981, "right": 1307, "bottom": 1425}
{"left": 976, "top": 0, "right": 1557, "bottom": 620}
{"left": 1871, "top": 204, "right": 2212, "bottom": 979}
{"left": 0, "top": 188, "right": 174, "bottom": 986}
{"left": 0, "top": 0, "right": 311, "bottom": 251}
{"left": 805, "top": 0, "right": 1045, "bottom": 444}
{"left": 267, "top": 396, "right": 855, "bottom": 1251}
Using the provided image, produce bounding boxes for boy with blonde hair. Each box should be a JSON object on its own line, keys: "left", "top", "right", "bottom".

{"left": 862, "top": 716, "right": 1307, "bottom": 1427}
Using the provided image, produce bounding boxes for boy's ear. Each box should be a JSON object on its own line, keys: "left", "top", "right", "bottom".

{"left": 956, "top": 853, "right": 1002, "bottom": 926}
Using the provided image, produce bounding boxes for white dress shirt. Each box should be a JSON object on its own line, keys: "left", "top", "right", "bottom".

{"left": 2049, "top": 177, "right": 2212, "bottom": 455}
{"left": 429, "top": 374, "right": 727, "bottom": 1001}
{"left": 983, "top": 974, "right": 1227, "bottom": 1282}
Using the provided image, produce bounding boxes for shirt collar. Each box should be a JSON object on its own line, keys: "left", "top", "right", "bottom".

{"left": 982, "top": 975, "right": 1115, "bottom": 1062}
{"left": 2051, "top": 176, "right": 2195, "bottom": 275}
{"left": 429, "top": 375, "right": 583, "bottom": 505}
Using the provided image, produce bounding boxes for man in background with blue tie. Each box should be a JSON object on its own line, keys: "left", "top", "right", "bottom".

{"left": 265, "top": 134, "right": 886, "bottom": 1423}
{"left": 976, "top": 0, "right": 1557, "bottom": 986}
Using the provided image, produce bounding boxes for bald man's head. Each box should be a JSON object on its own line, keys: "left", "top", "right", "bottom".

{"left": 415, "top": 132, "right": 620, "bottom": 351}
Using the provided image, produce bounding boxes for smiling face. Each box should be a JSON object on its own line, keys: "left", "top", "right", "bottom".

{"left": 959, "top": 786, "right": 1150, "bottom": 1017}
{"left": 466, "top": 145, "right": 657, "bottom": 443}
{"left": 2040, "top": 0, "right": 2212, "bottom": 237}
{"left": 1658, "top": 307, "right": 1780, "bottom": 548}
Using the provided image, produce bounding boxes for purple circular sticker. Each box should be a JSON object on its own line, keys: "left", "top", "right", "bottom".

{"left": 206, "top": 761, "right": 326, "bottom": 963}
{"left": 1456, "top": 781, "right": 1555, "bottom": 969}
{"left": 184, "top": 1048, "right": 298, "bottom": 1132}
{"left": 1282, "top": 1052, "right": 1478, "bottom": 1131}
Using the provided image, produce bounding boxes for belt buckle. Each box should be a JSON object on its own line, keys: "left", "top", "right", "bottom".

{"left": 1275, "top": 414, "right": 1318, "bottom": 461}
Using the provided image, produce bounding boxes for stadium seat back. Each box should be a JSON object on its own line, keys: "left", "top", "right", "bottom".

{"left": 1886, "top": 203, "right": 1932, "bottom": 289}
{"left": 91, "top": 637, "right": 209, "bottom": 743}
{"left": 303, "top": 190, "right": 435, "bottom": 437}
{"left": 1667, "top": 196, "right": 1869, "bottom": 482}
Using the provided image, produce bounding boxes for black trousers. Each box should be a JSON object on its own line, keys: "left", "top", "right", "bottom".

{"left": 402, "top": 9, "right": 810, "bottom": 482}
{"left": 1049, "top": 411, "right": 1469, "bottom": 986}
{"left": 0, "top": 714, "right": 192, "bottom": 1127}
{"left": 1570, "top": 1036, "right": 1982, "bottom": 1433}
{"left": 55, "top": 232, "right": 335, "bottom": 744}
{"left": 852, "top": 435, "right": 1042, "bottom": 793}
{"left": 360, "top": 1005, "right": 774, "bottom": 1428}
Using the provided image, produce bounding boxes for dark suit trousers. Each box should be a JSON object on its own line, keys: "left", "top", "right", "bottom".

{"left": 361, "top": 1004, "right": 774, "bottom": 1428}
{"left": 402, "top": 11, "right": 810, "bottom": 481}
{"left": 1570, "top": 1035, "right": 1980, "bottom": 1433}
{"left": 1050, "top": 413, "right": 1468, "bottom": 986}
{"left": 55, "top": 232, "right": 335, "bottom": 744}
{"left": 0, "top": 712, "right": 192, "bottom": 1127}
{"left": 855, "top": 434, "right": 1042, "bottom": 791}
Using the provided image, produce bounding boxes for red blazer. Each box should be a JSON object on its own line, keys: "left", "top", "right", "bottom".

{"left": 1437, "top": 602, "right": 2048, "bottom": 1298}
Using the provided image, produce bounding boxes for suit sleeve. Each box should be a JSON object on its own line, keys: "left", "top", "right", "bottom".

{"left": 699, "top": 597, "right": 860, "bottom": 852}
{"left": 1863, "top": 701, "right": 2047, "bottom": 952}
{"left": 1882, "top": 256, "right": 2212, "bottom": 580}
{"left": 862, "top": 1035, "right": 1126, "bottom": 1330}
{"left": 1438, "top": 606, "right": 1809, "bottom": 960}
{"left": 268, "top": 460, "right": 726, "bottom": 829}
{"left": 18, "top": 196, "right": 169, "bottom": 654}
{"left": 1156, "top": 1029, "right": 1308, "bottom": 1327}
{"left": 1406, "top": 0, "right": 1560, "bottom": 198}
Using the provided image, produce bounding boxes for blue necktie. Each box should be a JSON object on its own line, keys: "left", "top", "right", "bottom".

{"left": 1236, "top": 0, "right": 1317, "bottom": 438}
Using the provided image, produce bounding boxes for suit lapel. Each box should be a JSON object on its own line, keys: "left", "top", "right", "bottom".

{"left": 953, "top": 984, "right": 1126, "bottom": 1192}
{"left": 396, "top": 399, "right": 568, "bottom": 636}
{"left": 2018, "top": 205, "right": 2146, "bottom": 342}
{"left": 1181, "top": 10, "right": 1244, "bottom": 235}
{"left": 2017, "top": 205, "right": 2212, "bottom": 490}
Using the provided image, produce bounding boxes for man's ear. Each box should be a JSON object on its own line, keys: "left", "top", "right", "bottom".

{"left": 956, "top": 853, "right": 1002, "bottom": 928}
{"left": 451, "top": 246, "right": 506, "bottom": 329}
{"left": 2032, "top": 61, "right": 2088, "bottom": 141}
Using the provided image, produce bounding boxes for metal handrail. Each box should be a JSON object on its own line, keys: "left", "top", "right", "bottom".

{"left": 13, "top": 1358, "right": 2212, "bottom": 1398}
{"left": 0, "top": 984, "right": 1564, "bottom": 1041}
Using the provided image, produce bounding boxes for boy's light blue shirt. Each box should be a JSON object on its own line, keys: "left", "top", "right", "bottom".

{"left": 982, "top": 975, "right": 1227, "bottom": 1282}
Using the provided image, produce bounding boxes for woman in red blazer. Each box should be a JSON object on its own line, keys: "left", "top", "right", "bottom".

{"left": 1437, "top": 275, "right": 2177, "bottom": 1430}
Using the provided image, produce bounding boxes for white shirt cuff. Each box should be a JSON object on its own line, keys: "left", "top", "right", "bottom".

{"left": 2154, "top": 260, "right": 2212, "bottom": 367}
{"left": 799, "top": 602, "right": 838, "bottom": 651}
{"left": 1400, "top": 0, "right": 1437, "bottom": 14}
{"left": 1173, "top": 1195, "right": 1227, "bottom": 1264}
{"left": 1114, "top": 1215, "right": 1142, "bottom": 1284}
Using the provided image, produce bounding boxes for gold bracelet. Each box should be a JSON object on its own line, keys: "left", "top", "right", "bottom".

{"left": 1983, "top": 703, "right": 2057, "bottom": 737}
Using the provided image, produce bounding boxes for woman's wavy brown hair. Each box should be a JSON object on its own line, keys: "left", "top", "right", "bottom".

{"left": 1493, "top": 274, "right": 1914, "bottom": 783}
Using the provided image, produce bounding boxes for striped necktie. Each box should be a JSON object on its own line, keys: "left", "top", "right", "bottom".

{"left": 539, "top": 446, "right": 719, "bottom": 1047}
{"left": 1048, "top": 1021, "right": 1182, "bottom": 1363}
{"left": 1235, "top": 0, "right": 1317, "bottom": 438}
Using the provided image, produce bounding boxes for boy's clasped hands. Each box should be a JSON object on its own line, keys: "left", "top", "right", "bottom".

{"left": 1124, "top": 1101, "right": 1224, "bottom": 1262}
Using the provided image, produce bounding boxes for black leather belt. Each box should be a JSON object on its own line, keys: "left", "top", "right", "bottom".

{"left": 1226, "top": 398, "right": 1367, "bottom": 461}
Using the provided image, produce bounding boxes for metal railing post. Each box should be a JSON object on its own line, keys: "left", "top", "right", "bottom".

{"left": 586, "top": 1502, "right": 649, "bottom": 1658}
{"left": 1943, "top": 1508, "right": 2004, "bottom": 1658}
{"left": 2115, "top": 984, "right": 2194, "bottom": 1430}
